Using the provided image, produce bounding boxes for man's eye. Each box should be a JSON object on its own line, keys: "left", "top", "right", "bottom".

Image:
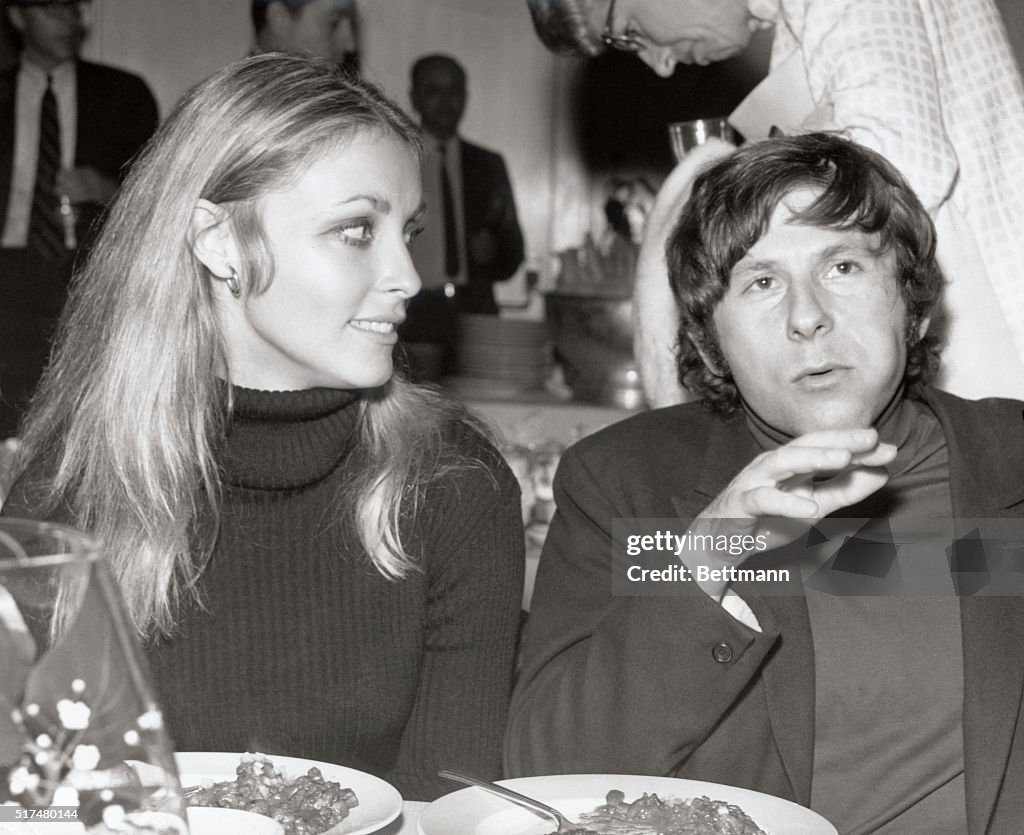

{"left": 828, "top": 260, "right": 859, "bottom": 277}
{"left": 337, "top": 220, "right": 374, "bottom": 245}
{"left": 751, "top": 275, "right": 775, "bottom": 290}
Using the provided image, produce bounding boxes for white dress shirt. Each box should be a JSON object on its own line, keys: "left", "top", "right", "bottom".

{"left": 411, "top": 136, "right": 467, "bottom": 291}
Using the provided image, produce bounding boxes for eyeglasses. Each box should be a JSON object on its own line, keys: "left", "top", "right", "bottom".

{"left": 600, "top": 0, "right": 646, "bottom": 53}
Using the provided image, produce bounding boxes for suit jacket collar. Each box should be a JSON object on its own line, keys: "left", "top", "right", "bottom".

{"left": 919, "top": 386, "right": 1024, "bottom": 513}
{"left": 677, "top": 387, "right": 1024, "bottom": 826}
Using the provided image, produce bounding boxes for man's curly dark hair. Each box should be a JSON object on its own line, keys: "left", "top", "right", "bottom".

{"left": 665, "top": 132, "right": 945, "bottom": 415}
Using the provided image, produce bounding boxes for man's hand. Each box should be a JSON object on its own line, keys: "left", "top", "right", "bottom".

{"left": 688, "top": 428, "right": 896, "bottom": 600}
{"left": 57, "top": 166, "right": 118, "bottom": 206}
{"left": 633, "top": 138, "right": 735, "bottom": 408}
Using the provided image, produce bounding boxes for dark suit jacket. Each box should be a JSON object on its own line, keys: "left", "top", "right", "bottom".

{"left": 457, "top": 138, "right": 524, "bottom": 314}
{"left": 0, "top": 60, "right": 157, "bottom": 437}
{"left": 506, "top": 387, "right": 1024, "bottom": 833}
{"left": 0, "top": 59, "right": 159, "bottom": 250}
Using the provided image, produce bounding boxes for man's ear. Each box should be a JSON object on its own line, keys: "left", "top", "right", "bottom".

{"left": 189, "top": 199, "right": 239, "bottom": 280}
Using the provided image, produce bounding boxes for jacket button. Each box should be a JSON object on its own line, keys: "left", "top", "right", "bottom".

{"left": 712, "top": 643, "right": 734, "bottom": 664}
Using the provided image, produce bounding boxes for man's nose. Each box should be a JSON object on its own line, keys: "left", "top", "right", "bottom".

{"left": 787, "top": 282, "right": 833, "bottom": 339}
{"left": 638, "top": 46, "right": 677, "bottom": 78}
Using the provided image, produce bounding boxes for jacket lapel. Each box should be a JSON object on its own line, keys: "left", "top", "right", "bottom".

{"left": 923, "top": 388, "right": 1024, "bottom": 832}
{"left": 672, "top": 414, "right": 816, "bottom": 805}
{"left": 960, "top": 596, "right": 1024, "bottom": 832}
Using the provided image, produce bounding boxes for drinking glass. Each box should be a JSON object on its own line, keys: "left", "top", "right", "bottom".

{"left": 668, "top": 118, "right": 741, "bottom": 162}
{"left": 0, "top": 518, "right": 188, "bottom": 833}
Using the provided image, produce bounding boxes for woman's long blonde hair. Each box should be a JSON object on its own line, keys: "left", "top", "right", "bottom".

{"left": 13, "top": 54, "right": 474, "bottom": 638}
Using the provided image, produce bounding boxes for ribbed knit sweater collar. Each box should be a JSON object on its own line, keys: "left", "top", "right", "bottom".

{"left": 218, "top": 386, "right": 361, "bottom": 491}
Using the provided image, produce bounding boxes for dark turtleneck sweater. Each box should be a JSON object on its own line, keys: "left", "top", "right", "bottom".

{"left": 745, "top": 392, "right": 965, "bottom": 833}
{"left": 7, "top": 386, "right": 525, "bottom": 801}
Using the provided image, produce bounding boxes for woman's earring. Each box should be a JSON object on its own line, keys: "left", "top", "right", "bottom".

{"left": 224, "top": 266, "right": 241, "bottom": 298}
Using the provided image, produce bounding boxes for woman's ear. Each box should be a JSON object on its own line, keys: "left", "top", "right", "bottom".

{"left": 189, "top": 199, "right": 239, "bottom": 280}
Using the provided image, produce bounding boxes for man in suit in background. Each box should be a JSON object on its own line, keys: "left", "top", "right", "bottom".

{"left": 0, "top": 0, "right": 158, "bottom": 439}
{"left": 401, "top": 53, "right": 525, "bottom": 379}
{"left": 251, "top": 0, "right": 359, "bottom": 73}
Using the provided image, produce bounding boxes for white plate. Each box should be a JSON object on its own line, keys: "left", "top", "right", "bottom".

{"left": 188, "top": 806, "right": 284, "bottom": 834}
{"left": 417, "top": 774, "right": 837, "bottom": 835}
{"left": 176, "top": 752, "right": 402, "bottom": 835}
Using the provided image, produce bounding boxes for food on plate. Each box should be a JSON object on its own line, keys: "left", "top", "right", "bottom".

{"left": 545, "top": 788, "right": 767, "bottom": 835}
{"left": 185, "top": 752, "right": 358, "bottom": 835}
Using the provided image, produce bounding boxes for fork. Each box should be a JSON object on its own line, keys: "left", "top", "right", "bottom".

{"left": 438, "top": 769, "right": 582, "bottom": 832}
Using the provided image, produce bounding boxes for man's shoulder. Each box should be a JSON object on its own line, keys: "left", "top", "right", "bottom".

{"left": 920, "top": 386, "right": 1024, "bottom": 490}
{"left": 75, "top": 60, "right": 154, "bottom": 96}
{"left": 458, "top": 137, "right": 506, "bottom": 167}
{"left": 922, "top": 386, "right": 1024, "bottom": 435}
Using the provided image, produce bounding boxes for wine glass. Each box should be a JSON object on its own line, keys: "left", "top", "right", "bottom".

{"left": 667, "top": 117, "right": 741, "bottom": 162}
{"left": 0, "top": 518, "right": 188, "bottom": 833}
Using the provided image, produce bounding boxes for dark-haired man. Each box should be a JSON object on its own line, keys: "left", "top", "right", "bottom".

{"left": 526, "top": 0, "right": 1024, "bottom": 404}
{"left": 251, "top": 0, "right": 358, "bottom": 72}
{"left": 0, "top": 0, "right": 158, "bottom": 438}
{"left": 506, "top": 134, "right": 1024, "bottom": 834}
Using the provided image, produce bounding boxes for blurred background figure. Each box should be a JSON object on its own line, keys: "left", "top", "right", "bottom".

{"left": 527, "top": 0, "right": 1024, "bottom": 405}
{"left": 251, "top": 0, "right": 359, "bottom": 73}
{"left": 400, "top": 53, "right": 525, "bottom": 381}
{"left": 0, "top": 0, "right": 158, "bottom": 440}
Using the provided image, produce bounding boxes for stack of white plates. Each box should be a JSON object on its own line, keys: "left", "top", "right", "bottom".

{"left": 452, "top": 314, "right": 550, "bottom": 398}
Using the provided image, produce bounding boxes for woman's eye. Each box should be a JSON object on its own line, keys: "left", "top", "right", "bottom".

{"left": 751, "top": 275, "right": 775, "bottom": 291}
{"left": 404, "top": 225, "right": 425, "bottom": 246}
{"left": 336, "top": 219, "right": 374, "bottom": 245}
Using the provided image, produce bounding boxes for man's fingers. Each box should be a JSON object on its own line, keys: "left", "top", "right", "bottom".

{"left": 748, "top": 444, "right": 855, "bottom": 483}
{"left": 740, "top": 485, "right": 819, "bottom": 519}
{"left": 850, "top": 443, "right": 897, "bottom": 467}
{"left": 748, "top": 433, "right": 896, "bottom": 483}
{"left": 789, "top": 428, "right": 883, "bottom": 453}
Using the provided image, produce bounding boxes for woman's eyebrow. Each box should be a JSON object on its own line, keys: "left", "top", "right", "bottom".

{"left": 334, "top": 193, "right": 392, "bottom": 213}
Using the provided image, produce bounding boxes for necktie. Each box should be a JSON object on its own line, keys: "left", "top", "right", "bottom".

{"left": 439, "top": 144, "right": 459, "bottom": 277}
{"left": 29, "top": 76, "right": 67, "bottom": 261}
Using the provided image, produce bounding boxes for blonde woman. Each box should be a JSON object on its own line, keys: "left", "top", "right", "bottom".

{"left": 2, "top": 53, "right": 524, "bottom": 801}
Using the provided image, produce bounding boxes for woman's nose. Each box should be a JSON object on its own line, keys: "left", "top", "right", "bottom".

{"left": 386, "top": 245, "right": 422, "bottom": 300}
